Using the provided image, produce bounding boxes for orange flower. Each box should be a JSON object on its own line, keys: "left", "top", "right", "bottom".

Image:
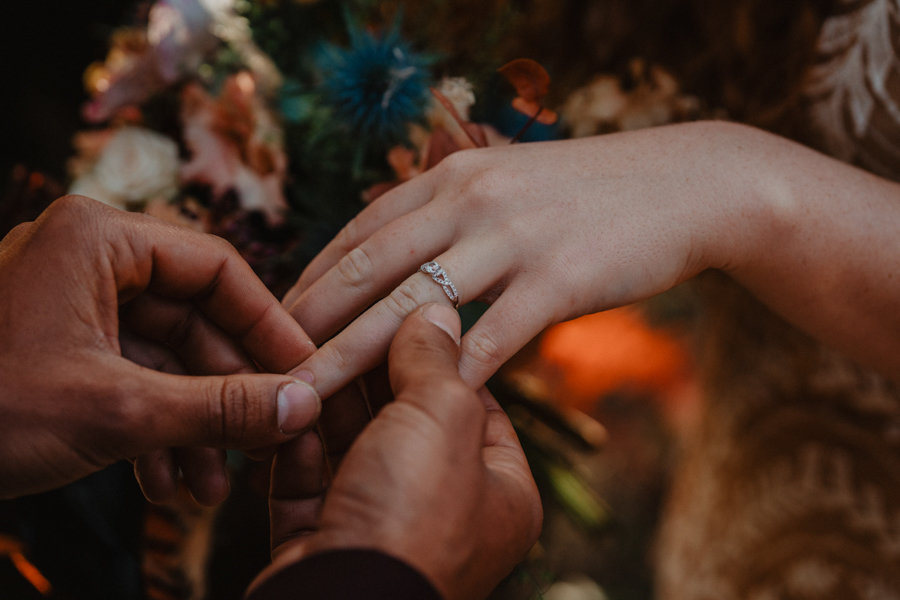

{"left": 539, "top": 307, "right": 691, "bottom": 412}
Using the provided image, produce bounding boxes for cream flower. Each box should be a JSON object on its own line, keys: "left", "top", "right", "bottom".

{"left": 436, "top": 77, "right": 475, "bottom": 119}
{"left": 562, "top": 75, "right": 628, "bottom": 138}
{"left": 428, "top": 77, "right": 476, "bottom": 130}
{"left": 70, "top": 126, "right": 179, "bottom": 210}
{"left": 562, "top": 61, "right": 702, "bottom": 137}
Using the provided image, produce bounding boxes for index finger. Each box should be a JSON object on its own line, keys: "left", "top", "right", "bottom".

{"left": 119, "top": 212, "right": 316, "bottom": 373}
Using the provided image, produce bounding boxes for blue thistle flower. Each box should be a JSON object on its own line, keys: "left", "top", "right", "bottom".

{"left": 318, "top": 24, "right": 431, "bottom": 142}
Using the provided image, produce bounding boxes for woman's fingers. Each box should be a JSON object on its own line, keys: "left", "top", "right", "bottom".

{"left": 283, "top": 170, "right": 439, "bottom": 306}
{"left": 285, "top": 203, "right": 457, "bottom": 344}
{"left": 293, "top": 267, "right": 557, "bottom": 400}
{"left": 289, "top": 246, "right": 510, "bottom": 399}
{"left": 456, "top": 278, "right": 559, "bottom": 388}
{"left": 289, "top": 275, "right": 447, "bottom": 399}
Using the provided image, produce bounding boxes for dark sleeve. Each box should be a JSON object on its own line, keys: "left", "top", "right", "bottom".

{"left": 245, "top": 549, "right": 443, "bottom": 600}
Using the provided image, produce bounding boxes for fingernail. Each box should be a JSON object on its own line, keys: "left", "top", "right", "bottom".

{"left": 290, "top": 369, "right": 315, "bottom": 385}
{"left": 423, "top": 303, "right": 461, "bottom": 345}
{"left": 277, "top": 381, "right": 321, "bottom": 434}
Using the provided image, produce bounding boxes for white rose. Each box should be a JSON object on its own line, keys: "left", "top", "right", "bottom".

{"left": 74, "top": 126, "right": 180, "bottom": 209}
{"left": 435, "top": 77, "right": 475, "bottom": 120}
{"left": 561, "top": 76, "right": 628, "bottom": 138}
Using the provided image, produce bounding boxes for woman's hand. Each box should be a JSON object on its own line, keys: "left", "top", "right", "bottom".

{"left": 282, "top": 122, "right": 775, "bottom": 395}
{"left": 285, "top": 120, "right": 900, "bottom": 391}
{"left": 250, "top": 304, "right": 542, "bottom": 600}
{"left": 0, "top": 196, "right": 320, "bottom": 501}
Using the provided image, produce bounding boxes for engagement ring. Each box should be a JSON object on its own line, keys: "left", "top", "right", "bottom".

{"left": 419, "top": 261, "right": 460, "bottom": 308}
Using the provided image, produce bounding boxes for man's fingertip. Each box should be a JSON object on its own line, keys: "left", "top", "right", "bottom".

{"left": 422, "top": 303, "right": 461, "bottom": 345}
{"left": 277, "top": 380, "right": 321, "bottom": 434}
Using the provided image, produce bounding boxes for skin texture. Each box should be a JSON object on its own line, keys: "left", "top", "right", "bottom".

{"left": 250, "top": 304, "right": 542, "bottom": 600}
{"left": 283, "top": 121, "right": 900, "bottom": 394}
{"left": 0, "top": 196, "right": 319, "bottom": 502}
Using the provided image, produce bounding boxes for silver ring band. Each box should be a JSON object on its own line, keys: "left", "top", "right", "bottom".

{"left": 419, "top": 261, "right": 460, "bottom": 308}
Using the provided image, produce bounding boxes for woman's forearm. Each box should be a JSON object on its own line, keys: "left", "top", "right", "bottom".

{"left": 710, "top": 122, "right": 900, "bottom": 380}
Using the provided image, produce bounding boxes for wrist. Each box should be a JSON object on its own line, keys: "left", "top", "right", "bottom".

{"left": 688, "top": 121, "right": 900, "bottom": 377}
{"left": 690, "top": 121, "right": 801, "bottom": 279}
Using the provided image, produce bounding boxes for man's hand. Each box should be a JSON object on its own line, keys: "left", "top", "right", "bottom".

{"left": 0, "top": 196, "right": 319, "bottom": 502}
{"left": 253, "top": 303, "right": 542, "bottom": 600}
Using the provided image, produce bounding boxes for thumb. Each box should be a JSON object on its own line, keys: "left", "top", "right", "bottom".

{"left": 388, "top": 303, "right": 483, "bottom": 436}
{"left": 124, "top": 365, "right": 321, "bottom": 451}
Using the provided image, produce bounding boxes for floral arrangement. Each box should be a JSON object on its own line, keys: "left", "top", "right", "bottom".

{"left": 64, "top": 0, "right": 702, "bottom": 294}
{"left": 65, "top": 0, "right": 558, "bottom": 297}
{"left": 47, "top": 1, "right": 708, "bottom": 598}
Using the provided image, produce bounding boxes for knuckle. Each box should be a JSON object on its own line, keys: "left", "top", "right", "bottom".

{"left": 431, "top": 151, "right": 509, "bottom": 214}
{"left": 205, "top": 232, "right": 238, "bottom": 255}
{"left": 105, "top": 394, "right": 145, "bottom": 437}
{"left": 397, "top": 377, "right": 482, "bottom": 429}
{"left": 401, "top": 329, "right": 456, "bottom": 364}
{"left": 336, "top": 246, "right": 373, "bottom": 288}
{"left": 52, "top": 194, "right": 96, "bottom": 215}
{"left": 91, "top": 382, "right": 147, "bottom": 450}
{"left": 207, "top": 376, "right": 256, "bottom": 446}
{"left": 316, "top": 342, "right": 352, "bottom": 373}
{"left": 382, "top": 282, "right": 423, "bottom": 320}
{"left": 424, "top": 377, "right": 470, "bottom": 404}
{"left": 376, "top": 401, "right": 437, "bottom": 437}
{"left": 379, "top": 398, "right": 444, "bottom": 436}
{"left": 436, "top": 148, "right": 476, "bottom": 177}
{"left": 42, "top": 195, "right": 102, "bottom": 236}
{"left": 6, "top": 221, "right": 33, "bottom": 239}
{"left": 459, "top": 169, "right": 503, "bottom": 204}
{"left": 440, "top": 172, "right": 504, "bottom": 218}
{"left": 461, "top": 329, "right": 505, "bottom": 372}
{"left": 334, "top": 217, "right": 361, "bottom": 254}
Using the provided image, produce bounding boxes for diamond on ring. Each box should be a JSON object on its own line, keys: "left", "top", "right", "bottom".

{"left": 419, "top": 261, "right": 459, "bottom": 308}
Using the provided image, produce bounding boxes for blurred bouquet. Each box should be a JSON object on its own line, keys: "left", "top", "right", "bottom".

{"left": 66, "top": 0, "right": 298, "bottom": 293}
{"left": 63, "top": 0, "right": 570, "bottom": 297}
